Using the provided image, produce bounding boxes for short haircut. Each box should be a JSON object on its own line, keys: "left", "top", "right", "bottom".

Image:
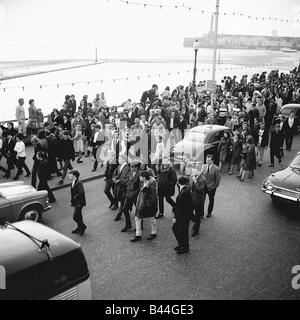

{"left": 177, "top": 176, "right": 188, "bottom": 186}
{"left": 140, "top": 171, "right": 150, "bottom": 180}
{"left": 29, "top": 99, "right": 34, "bottom": 105}
{"left": 70, "top": 170, "right": 80, "bottom": 178}
{"left": 206, "top": 154, "right": 214, "bottom": 161}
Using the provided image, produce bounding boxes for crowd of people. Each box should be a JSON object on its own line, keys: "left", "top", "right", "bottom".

{"left": 0, "top": 65, "right": 300, "bottom": 253}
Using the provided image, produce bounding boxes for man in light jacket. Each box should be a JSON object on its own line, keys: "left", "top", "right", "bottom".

{"left": 201, "top": 154, "right": 221, "bottom": 218}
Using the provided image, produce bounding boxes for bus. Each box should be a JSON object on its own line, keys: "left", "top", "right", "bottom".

{"left": 0, "top": 220, "right": 92, "bottom": 300}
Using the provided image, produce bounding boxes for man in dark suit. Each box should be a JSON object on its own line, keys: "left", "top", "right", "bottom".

{"left": 58, "top": 131, "right": 75, "bottom": 185}
{"left": 36, "top": 151, "right": 56, "bottom": 203}
{"left": 269, "top": 124, "right": 284, "bottom": 167}
{"left": 283, "top": 111, "right": 298, "bottom": 151}
{"left": 70, "top": 170, "right": 87, "bottom": 236}
{"left": 104, "top": 150, "right": 119, "bottom": 210}
{"left": 121, "top": 160, "right": 141, "bottom": 232}
{"left": 190, "top": 170, "right": 207, "bottom": 237}
{"left": 112, "top": 155, "right": 130, "bottom": 221}
{"left": 172, "top": 176, "right": 194, "bottom": 254}
{"left": 202, "top": 154, "right": 221, "bottom": 218}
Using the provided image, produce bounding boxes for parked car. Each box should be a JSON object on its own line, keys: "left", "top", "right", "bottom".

{"left": 278, "top": 104, "right": 300, "bottom": 133}
{"left": 262, "top": 151, "right": 300, "bottom": 204}
{"left": 171, "top": 125, "right": 232, "bottom": 168}
{"left": 0, "top": 181, "right": 51, "bottom": 222}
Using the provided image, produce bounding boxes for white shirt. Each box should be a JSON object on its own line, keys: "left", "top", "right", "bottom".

{"left": 170, "top": 118, "right": 174, "bottom": 129}
{"left": 154, "top": 141, "right": 165, "bottom": 161}
{"left": 93, "top": 131, "right": 100, "bottom": 143}
{"left": 119, "top": 162, "right": 126, "bottom": 173}
{"left": 14, "top": 141, "right": 26, "bottom": 157}
{"left": 288, "top": 117, "right": 294, "bottom": 128}
{"left": 258, "top": 129, "right": 264, "bottom": 144}
{"left": 72, "top": 179, "right": 76, "bottom": 188}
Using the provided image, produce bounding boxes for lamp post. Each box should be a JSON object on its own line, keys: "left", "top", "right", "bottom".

{"left": 192, "top": 39, "right": 201, "bottom": 87}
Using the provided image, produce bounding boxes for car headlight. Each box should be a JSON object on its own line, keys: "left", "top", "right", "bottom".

{"left": 266, "top": 181, "right": 274, "bottom": 191}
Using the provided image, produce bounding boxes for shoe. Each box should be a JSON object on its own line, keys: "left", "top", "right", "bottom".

{"left": 25, "top": 173, "right": 31, "bottom": 177}
{"left": 236, "top": 175, "right": 241, "bottom": 178}
{"left": 72, "top": 229, "right": 80, "bottom": 234}
{"left": 279, "top": 159, "right": 282, "bottom": 164}
{"left": 257, "top": 163, "right": 262, "bottom": 167}
{"left": 130, "top": 236, "right": 142, "bottom": 242}
{"left": 114, "top": 214, "right": 122, "bottom": 221}
{"left": 192, "top": 231, "right": 199, "bottom": 237}
{"left": 240, "top": 178, "right": 244, "bottom": 182}
{"left": 177, "top": 249, "right": 189, "bottom": 254}
{"left": 77, "top": 160, "right": 83, "bottom": 164}
{"left": 58, "top": 179, "right": 64, "bottom": 184}
{"left": 248, "top": 175, "right": 253, "bottom": 179}
{"left": 57, "top": 172, "right": 62, "bottom": 177}
{"left": 268, "top": 164, "right": 274, "bottom": 167}
{"left": 100, "top": 163, "right": 104, "bottom": 168}
{"left": 13, "top": 176, "right": 19, "bottom": 181}
{"left": 147, "top": 234, "right": 157, "bottom": 240}
{"left": 229, "top": 172, "right": 233, "bottom": 175}
{"left": 121, "top": 226, "right": 132, "bottom": 232}
{"left": 79, "top": 226, "right": 87, "bottom": 236}
{"left": 111, "top": 204, "right": 119, "bottom": 210}
{"left": 91, "top": 169, "right": 96, "bottom": 172}
{"left": 174, "top": 246, "right": 181, "bottom": 251}
{"left": 206, "top": 214, "right": 212, "bottom": 218}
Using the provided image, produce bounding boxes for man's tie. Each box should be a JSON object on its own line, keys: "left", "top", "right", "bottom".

{"left": 207, "top": 165, "right": 210, "bottom": 175}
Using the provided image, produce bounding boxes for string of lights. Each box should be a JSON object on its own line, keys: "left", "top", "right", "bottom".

{"left": 0, "top": 60, "right": 298, "bottom": 92}
{"left": 110, "top": 0, "right": 300, "bottom": 24}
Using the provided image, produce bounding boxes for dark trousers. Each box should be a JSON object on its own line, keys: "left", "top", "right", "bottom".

{"left": 61, "top": 159, "right": 73, "bottom": 180}
{"left": 49, "top": 155, "right": 61, "bottom": 176}
{"left": 192, "top": 198, "right": 204, "bottom": 233}
{"left": 172, "top": 221, "right": 190, "bottom": 251}
{"left": 16, "top": 157, "right": 30, "bottom": 177}
{"left": 92, "top": 143, "right": 104, "bottom": 170}
{"left": 204, "top": 187, "right": 216, "bottom": 216}
{"left": 122, "top": 196, "right": 137, "bottom": 227}
{"left": 104, "top": 178, "right": 116, "bottom": 205}
{"left": 115, "top": 191, "right": 127, "bottom": 217}
{"left": 38, "top": 181, "right": 56, "bottom": 203}
{"left": 270, "top": 148, "right": 281, "bottom": 165}
{"left": 31, "top": 161, "right": 38, "bottom": 188}
{"left": 73, "top": 205, "right": 86, "bottom": 231}
{"left": 159, "top": 194, "right": 176, "bottom": 215}
{"left": 285, "top": 134, "right": 294, "bottom": 150}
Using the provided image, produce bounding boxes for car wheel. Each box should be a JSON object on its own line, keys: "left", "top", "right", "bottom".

{"left": 19, "top": 206, "right": 42, "bottom": 222}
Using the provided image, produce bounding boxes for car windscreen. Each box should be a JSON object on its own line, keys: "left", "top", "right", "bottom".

{"left": 184, "top": 132, "right": 206, "bottom": 143}
{"left": 0, "top": 248, "right": 89, "bottom": 300}
{"left": 290, "top": 155, "right": 300, "bottom": 169}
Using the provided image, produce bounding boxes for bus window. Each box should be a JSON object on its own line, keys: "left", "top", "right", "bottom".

{"left": 1, "top": 248, "right": 89, "bottom": 300}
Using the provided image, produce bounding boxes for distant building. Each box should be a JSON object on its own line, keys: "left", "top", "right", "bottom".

{"left": 184, "top": 34, "right": 300, "bottom": 50}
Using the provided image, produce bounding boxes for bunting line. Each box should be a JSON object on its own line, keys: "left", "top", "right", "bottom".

{"left": 0, "top": 60, "right": 298, "bottom": 92}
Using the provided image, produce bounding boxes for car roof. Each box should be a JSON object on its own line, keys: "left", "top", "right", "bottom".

{"left": 0, "top": 221, "right": 81, "bottom": 276}
{"left": 187, "top": 125, "right": 229, "bottom": 134}
{"left": 280, "top": 104, "right": 300, "bottom": 110}
{"left": 0, "top": 182, "right": 37, "bottom": 199}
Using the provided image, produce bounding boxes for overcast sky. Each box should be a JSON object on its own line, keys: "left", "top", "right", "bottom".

{"left": 0, "top": 0, "right": 300, "bottom": 60}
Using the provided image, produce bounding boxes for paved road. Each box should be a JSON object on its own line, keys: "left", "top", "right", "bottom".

{"left": 41, "top": 138, "right": 300, "bottom": 300}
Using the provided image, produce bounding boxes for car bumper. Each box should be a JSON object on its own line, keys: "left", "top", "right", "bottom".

{"left": 262, "top": 188, "right": 300, "bottom": 202}
{"left": 43, "top": 200, "right": 52, "bottom": 211}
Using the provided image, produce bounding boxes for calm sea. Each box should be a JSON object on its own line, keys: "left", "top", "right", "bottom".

{"left": 0, "top": 49, "right": 299, "bottom": 121}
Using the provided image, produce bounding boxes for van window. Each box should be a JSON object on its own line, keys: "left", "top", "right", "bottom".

{"left": 0, "top": 248, "right": 89, "bottom": 300}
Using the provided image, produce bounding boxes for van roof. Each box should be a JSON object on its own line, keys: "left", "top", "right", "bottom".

{"left": 0, "top": 221, "right": 81, "bottom": 276}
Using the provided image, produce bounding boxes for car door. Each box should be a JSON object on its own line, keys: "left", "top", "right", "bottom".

{"left": 0, "top": 197, "right": 12, "bottom": 222}
{"left": 204, "top": 130, "right": 225, "bottom": 164}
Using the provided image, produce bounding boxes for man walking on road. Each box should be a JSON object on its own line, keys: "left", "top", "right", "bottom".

{"left": 70, "top": 170, "right": 87, "bottom": 236}
{"left": 269, "top": 124, "right": 284, "bottom": 168}
{"left": 172, "top": 176, "right": 194, "bottom": 254}
{"left": 202, "top": 154, "right": 221, "bottom": 218}
{"left": 15, "top": 98, "right": 26, "bottom": 136}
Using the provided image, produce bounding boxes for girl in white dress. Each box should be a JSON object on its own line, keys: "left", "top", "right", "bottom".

{"left": 72, "top": 125, "right": 84, "bottom": 163}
